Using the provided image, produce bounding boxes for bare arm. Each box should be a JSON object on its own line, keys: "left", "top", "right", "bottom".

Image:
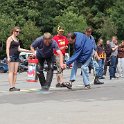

{"left": 111, "top": 45, "right": 118, "bottom": 51}
{"left": 18, "top": 46, "right": 30, "bottom": 53}
{"left": 6, "top": 37, "right": 12, "bottom": 61}
{"left": 30, "top": 45, "right": 36, "bottom": 55}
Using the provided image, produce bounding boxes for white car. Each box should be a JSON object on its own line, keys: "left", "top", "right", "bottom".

{"left": 20, "top": 52, "right": 33, "bottom": 60}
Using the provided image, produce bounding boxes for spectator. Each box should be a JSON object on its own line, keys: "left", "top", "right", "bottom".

{"left": 109, "top": 36, "right": 118, "bottom": 80}
{"left": 117, "top": 40, "right": 124, "bottom": 78}
{"left": 104, "top": 40, "right": 111, "bottom": 75}
{"left": 53, "top": 26, "right": 69, "bottom": 87}
{"left": 6, "top": 26, "right": 30, "bottom": 91}
{"left": 96, "top": 38, "right": 106, "bottom": 79}
{"left": 85, "top": 27, "right": 104, "bottom": 85}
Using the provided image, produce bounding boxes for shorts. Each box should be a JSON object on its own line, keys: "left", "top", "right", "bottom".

{"left": 10, "top": 55, "right": 20, "bottom": 62}
{"left": 55, "top": 55, "right": 64, "bottom": 74}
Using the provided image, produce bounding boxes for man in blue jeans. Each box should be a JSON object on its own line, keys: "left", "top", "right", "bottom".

{"left": 109, "top": 36, "right": 118, "bottom": 80}
{"left": 70, "top": 28, "right": 104, "bottom": 87}
{"left": 63, "top": 32, "right": 93, "bottom": 89}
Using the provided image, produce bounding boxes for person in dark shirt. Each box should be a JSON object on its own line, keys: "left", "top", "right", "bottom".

{"left": 117, "top": 40, "right": 124, "bottom": 77}
{"left": 96, "top": 38, "right": 106, "bottom": 79}
{"left": 6, "top": 26, "right": 30, "bottom": 92}
{"left": 30, "top": 32, "right": 64, "bottom": 90}
{"left": 104, "top": 40, "right": 111, "bottom": 75}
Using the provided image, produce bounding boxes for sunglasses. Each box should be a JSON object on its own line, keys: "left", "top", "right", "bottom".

{"left": 15, "top": 30, "right": 20, "bottom": 33}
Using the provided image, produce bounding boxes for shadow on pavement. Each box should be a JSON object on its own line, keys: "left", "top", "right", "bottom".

{"left": 0, "top": 84, "right": 124, "bottom": 105}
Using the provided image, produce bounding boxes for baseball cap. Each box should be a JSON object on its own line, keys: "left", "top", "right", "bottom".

{"left": 57, "top": 26, "right": 64, "bottom": 32}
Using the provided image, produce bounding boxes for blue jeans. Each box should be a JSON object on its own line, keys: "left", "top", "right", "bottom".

{"left": 70, "top": 61, "right": 78, "bottom": 81}
{"left": 97, "top": 59, "right": 104, "bottom": 77}
{"left": 109, "top": 56, "right": 117, "bottom": 78}
{"left": 89, "top": 58, "right": 99, "bottom": 76}
{"left": 70, "top": 57, "right": 92, "bottom": 86}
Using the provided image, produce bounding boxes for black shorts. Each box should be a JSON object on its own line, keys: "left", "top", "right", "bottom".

{"left": 10, "top": 55, "right": 20, "bottom": 62}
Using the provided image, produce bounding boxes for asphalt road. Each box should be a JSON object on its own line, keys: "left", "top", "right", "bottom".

{"left": 0, "top": 69, "right": 124, "bottom": 124}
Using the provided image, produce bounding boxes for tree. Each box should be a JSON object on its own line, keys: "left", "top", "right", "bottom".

{"left": 0, "top": 14, "right": 16, "bottom": 58}
{"left": 97, "top": 17, "right": 117, "bottom": 40}
{"left": 19, "top": 21, "right": 41, "bottom": 49}
{"left": 0, "top": 14, "right": 16, "bottom": 42}
{"left": 108, "top": 0, "right": 124, "bottom": 40}
{"left": 0, "top": 0, "right": 41, "bottom": 52}
{"left": 53, "top": 11, "right": 87, "bottom": 35}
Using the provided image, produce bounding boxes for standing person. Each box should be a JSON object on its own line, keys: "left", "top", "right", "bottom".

{"left": 53, "top": 26, "right": 69, "bottom": 87}
{"left": 30, "top": 32, "right": 64, "bottom": 91}
{"left": 96, "top": 38, "right": 106, "bottom": 79}
{"left": 104, "top": 40, "right": 111, "bottom": 75}
{"left": 117, "top": 40, "right": 124, "bottom": 78}
{"left": 6, "top": 26, "right": 30, "bottom": 91}
{"left": 109, "top": 36, "right": 118, "bottom": 80}
{"left": 64, "top": 32, "right": 93, "bottom": 89}
{"left": 84, "top": 27, "right": 104, "bottom": 85}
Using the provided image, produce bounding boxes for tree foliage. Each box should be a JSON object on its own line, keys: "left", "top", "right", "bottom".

{"left": 108, "top": 0, "right": 124, "bottom": 40}
{"left": 0, "top": 0, "right": 124, "bottom": 58}
{"left": 53, "top": 11, "right": 87, "bottom": 35}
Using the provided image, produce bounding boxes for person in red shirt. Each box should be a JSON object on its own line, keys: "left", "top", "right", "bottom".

{"left": 53, "top": 26, "right": 69, "bottom": 87}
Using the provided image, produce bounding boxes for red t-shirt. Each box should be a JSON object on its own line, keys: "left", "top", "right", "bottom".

{"left": 53, "top": 35, "right": 68, "bottom": 56}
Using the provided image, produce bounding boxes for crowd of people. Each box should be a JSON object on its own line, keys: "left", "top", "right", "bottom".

{"left": 5, "top": 26, "right": 124, "bottom": 92}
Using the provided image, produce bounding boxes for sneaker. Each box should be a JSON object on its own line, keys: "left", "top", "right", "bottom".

{"left": 84, "top": 85, "right": 91, "bottom": 90}
{"left": 13, "top": 87, "right": 20, "bottom": 91}
{"left": 62, "top": 82, "right": 72, "bottom": 89}
{"left": 94, "top": 77, "right": 104, "bottom": 85}
{"left": 60, "top": 83, "right": 67, "bottom": 87}
{"left": 110, "top": 77, "right": 114, "bottom": 80}
{"left": 70, "top": 80, "right": 75, "bottom": 83}
{"left": 56, "top": 83, "right": 62, "bottom": 87}
{"left": 42, "top": 86, "right": 49, "bottom": 91}
{"left": 94, "top": 81, "right": 104, "bottom": 85}
{"left": 114, "top": 76, "right": 119, "bottom": 78}
{"left": 98, "top": 77, "right": 105, "bottom": 79}
{"left": 9, "top": 87, "right": 20, "bottom": 92}
{"left": 110, "top": 76, "right": 118, "bottom": 80}
{"left": 9, "top": 87, "right": 15, "bottom": 92}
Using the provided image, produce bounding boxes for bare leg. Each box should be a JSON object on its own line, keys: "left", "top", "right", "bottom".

{"left": 13, "top": 62, "right": 19, "bottom": 86}
{"left": 56, "top": 74, "right": 60, "bottom": 83}
{"left": 8, "top": 62, "right": 15, "bottom": 88}
{"left": 57, "top": 73, "right": 63, "bottom": 84}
